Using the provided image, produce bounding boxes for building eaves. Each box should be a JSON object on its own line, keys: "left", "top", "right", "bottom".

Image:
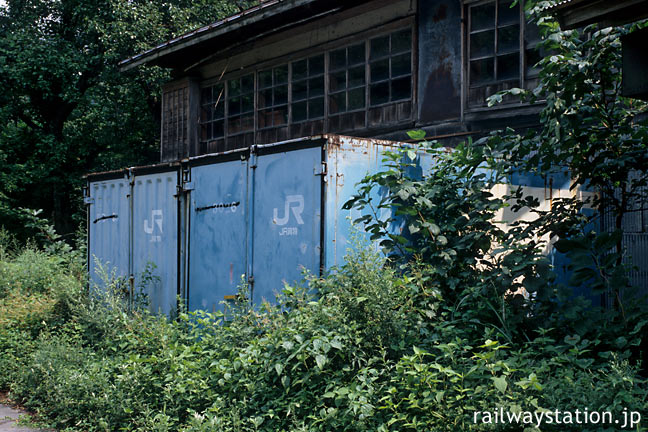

{"left": 546, "top": 0, "right": 648, "bottom": 30}
{"left": 118, "top": 0, "right": 368, "bottom": 72}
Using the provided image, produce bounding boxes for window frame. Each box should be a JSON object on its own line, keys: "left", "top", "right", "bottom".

{"left": 199, "top": 20, "right": 416, "bottom": 150}
{"left": 463, "top": 0, "right": 540, "bottom": 112}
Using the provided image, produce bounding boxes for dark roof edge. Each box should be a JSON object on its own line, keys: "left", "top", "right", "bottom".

{"left": 119, "top": 0, "right": 313, "bottom": 72}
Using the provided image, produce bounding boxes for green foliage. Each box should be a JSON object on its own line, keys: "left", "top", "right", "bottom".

{"left": 0, "top": 241, "right": 646, "bottom": 431}
{"left": 0, "top": 0, "right": 257, "bottom": 238}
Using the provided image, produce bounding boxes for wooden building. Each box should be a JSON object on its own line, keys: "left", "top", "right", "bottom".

{"left": 119, "top": 0, "right": 545, "bottom": 162}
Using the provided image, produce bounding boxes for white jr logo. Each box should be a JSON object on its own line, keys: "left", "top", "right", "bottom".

{"left": 273, "top": 195, "right": 305, "bottom": 226}
{"left": 144, "top": 209, "right": 163, "bottom": 242}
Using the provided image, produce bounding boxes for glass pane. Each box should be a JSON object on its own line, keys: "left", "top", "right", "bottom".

{"left": 293, "top": 59, "right": 307, "bottom": 80}
{"left": 201, "top": 87, "right": 212, "bottom": 104}
{"left": 292, "top": 101, "right": 308, "bottom": 122}
{"left": 228, "top": 116, "right": 241, "bottom": 134}
{"left": 293, "top": 80, "right": 308, "bottom": 101}
{"left": 309, "top": 77, "right": 324, "bottom": 97}
{"left": 259, "top": 109, "right": 272, "bottom": 128}
{"left": 392, "top": 53, "right": 411, "bottom": 77}
{"left": 259, "top": 70, "right": 273, "bottom": 89}
{"left": 498, "top": 1, "right": 519, "bottom": 26}
{"left": 309, "top": 55, "right": 324, "bottom": 75}
{"left": 370, "top": 35, "right": 389, "bottom": 59}
{"left": 228, "top": 80, "right": 241, "bottom": 97}
{"left": 259, "top": 89, "right": 272, "bottom": 109}
{"left": 370, "top": 82, "right": 390, "bottom": 106}
{"left": 242, "top": 94, "right": 254, "bottom": 113}
{"left": 371, "top": 59, "right": 390, "bottom": 82}
{"left": 471, "top": 3, "right": 495, "bottom": 31}
{"left": 213, "top": 120, "right": 224, "bottom": 138}
{"left": 470, "top": 58, "right": 494, "bottom": 85}
{"left": 391, "top": 28, "right": 412, "bottom": 54}
{"left": 214, "top": 99, "right": 224, "bottom": 119}
{"left": 470, "top": 30, "right": 494, "bottom": 58}
{"left": 348, "top": 87, "right": 365, "bottom": 110}
{"left": 330, "top": 71, "right": 346, "bottom": 92}
{"left": 348, "top": 43, "right": 365, "bottom": 65}
{"left": 330, "top": 48, "right": 347, "bottom": 70}
{"left": 275, "top": 85, "right": 288, "bottom": 105}
{"left": 329, "top": 92, "right": 346, "bottom": 114}
{"left": 202, "top": 122, "right": 210, "bottom": 140}
{"left": 241, "top": 74, "right": 254, "bottom": 92}
{"left": 229, "top": 97, "right": 241, "bottom": 115}
{"left": 241, "top": 115, "right": 254, "bottom": 131}
{"left": 274, "top": 65, "right": 288, "bottom": 84}
{"left": 348, "top": 66, "right": 365, "bottom": 87}
{"left": 391, "top": 77, "right": 411, "bottom": 101}
{"left": 276, "top": 106, "right": 288, "bottom": 125}
{"left": 497, "top": 53, "right": 520, "bottom": 80}
{"left": 309, "top": 97, "right": 324, "bottom": 119}
{"left": 526, "top": 47, "right": 542, "bottom": 72}
{"left": 526, "top": 21, "right": 541, "bottom": 45}
{"left": 498, "top": 24, "right": 519, "bottom": 54}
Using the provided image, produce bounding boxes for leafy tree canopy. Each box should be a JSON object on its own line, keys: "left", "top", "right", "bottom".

{"left": 0, "top": 0, "right": 255, "bottom": 241}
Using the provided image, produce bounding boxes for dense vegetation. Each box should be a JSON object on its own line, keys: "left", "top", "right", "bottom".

{"left": 0, "top": 2, "right": 647, "bottom": 431}
{"left": 0, "top": 0, "right": 256, "bottom": 239}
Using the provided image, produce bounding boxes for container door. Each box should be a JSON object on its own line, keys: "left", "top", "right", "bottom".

{"left": 188, "top": 160, "right": 248, "bottom": 312}
{"left": 88, "top": 178, "right": 130, "bottom": 289}
{"left": 251, "top": 146, "right": 322, "bottom": 305}
{"left": 132, "top": 171, "right": 179, "bottom": 315}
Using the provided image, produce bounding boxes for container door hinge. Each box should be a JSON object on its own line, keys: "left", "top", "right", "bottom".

{"left": 182, "top": 181, "right": 195, "bottom": 192}
{"left": 84, "top": 197, "right": 95, "bottom": 205}
{"left": 314, "top": 162, "right": 327, "bottom": 176}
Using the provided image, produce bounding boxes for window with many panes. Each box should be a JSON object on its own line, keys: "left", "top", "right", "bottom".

{"left": 466, "top": 0, "right": 540, "bottom": 109}
{"left": 369, "top": 28, "right": 412, "bottom": 106}
{"left": 291, "top": 54, "right": 325, "bottom": 123}
{"left": 201, "top": 82, "right": 225, "bottom": 141}
{"left": 329, "top": 42, "right": 366, "bottom": 114}
{"left": 258, "top": 65, "right": 288, "bottom": 129}
{"left": 227, "top": 74, "right": 254, "bottom": 135}
{"left": 199, "top": 26, "right": 414, "bottom": 151}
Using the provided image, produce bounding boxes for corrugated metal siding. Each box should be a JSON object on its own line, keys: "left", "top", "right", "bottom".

{"left": 132, "top": 171, "right": 179, "bottom": 315}
{"left": 88, "top": 177, "right": 130, "bottom": 289}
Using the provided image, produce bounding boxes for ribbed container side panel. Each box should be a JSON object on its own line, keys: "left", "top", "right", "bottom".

{"left": 188, "top": 160, "right": 248, "bottom": 312}
{"left": 252, "top": 146, "right": 322, "bottom": 305}
{"left": 88, "top": 178, "right": 130, "bottom": 289}
{"left": 132, "top": 171, "right": 179, "bottom": 315}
